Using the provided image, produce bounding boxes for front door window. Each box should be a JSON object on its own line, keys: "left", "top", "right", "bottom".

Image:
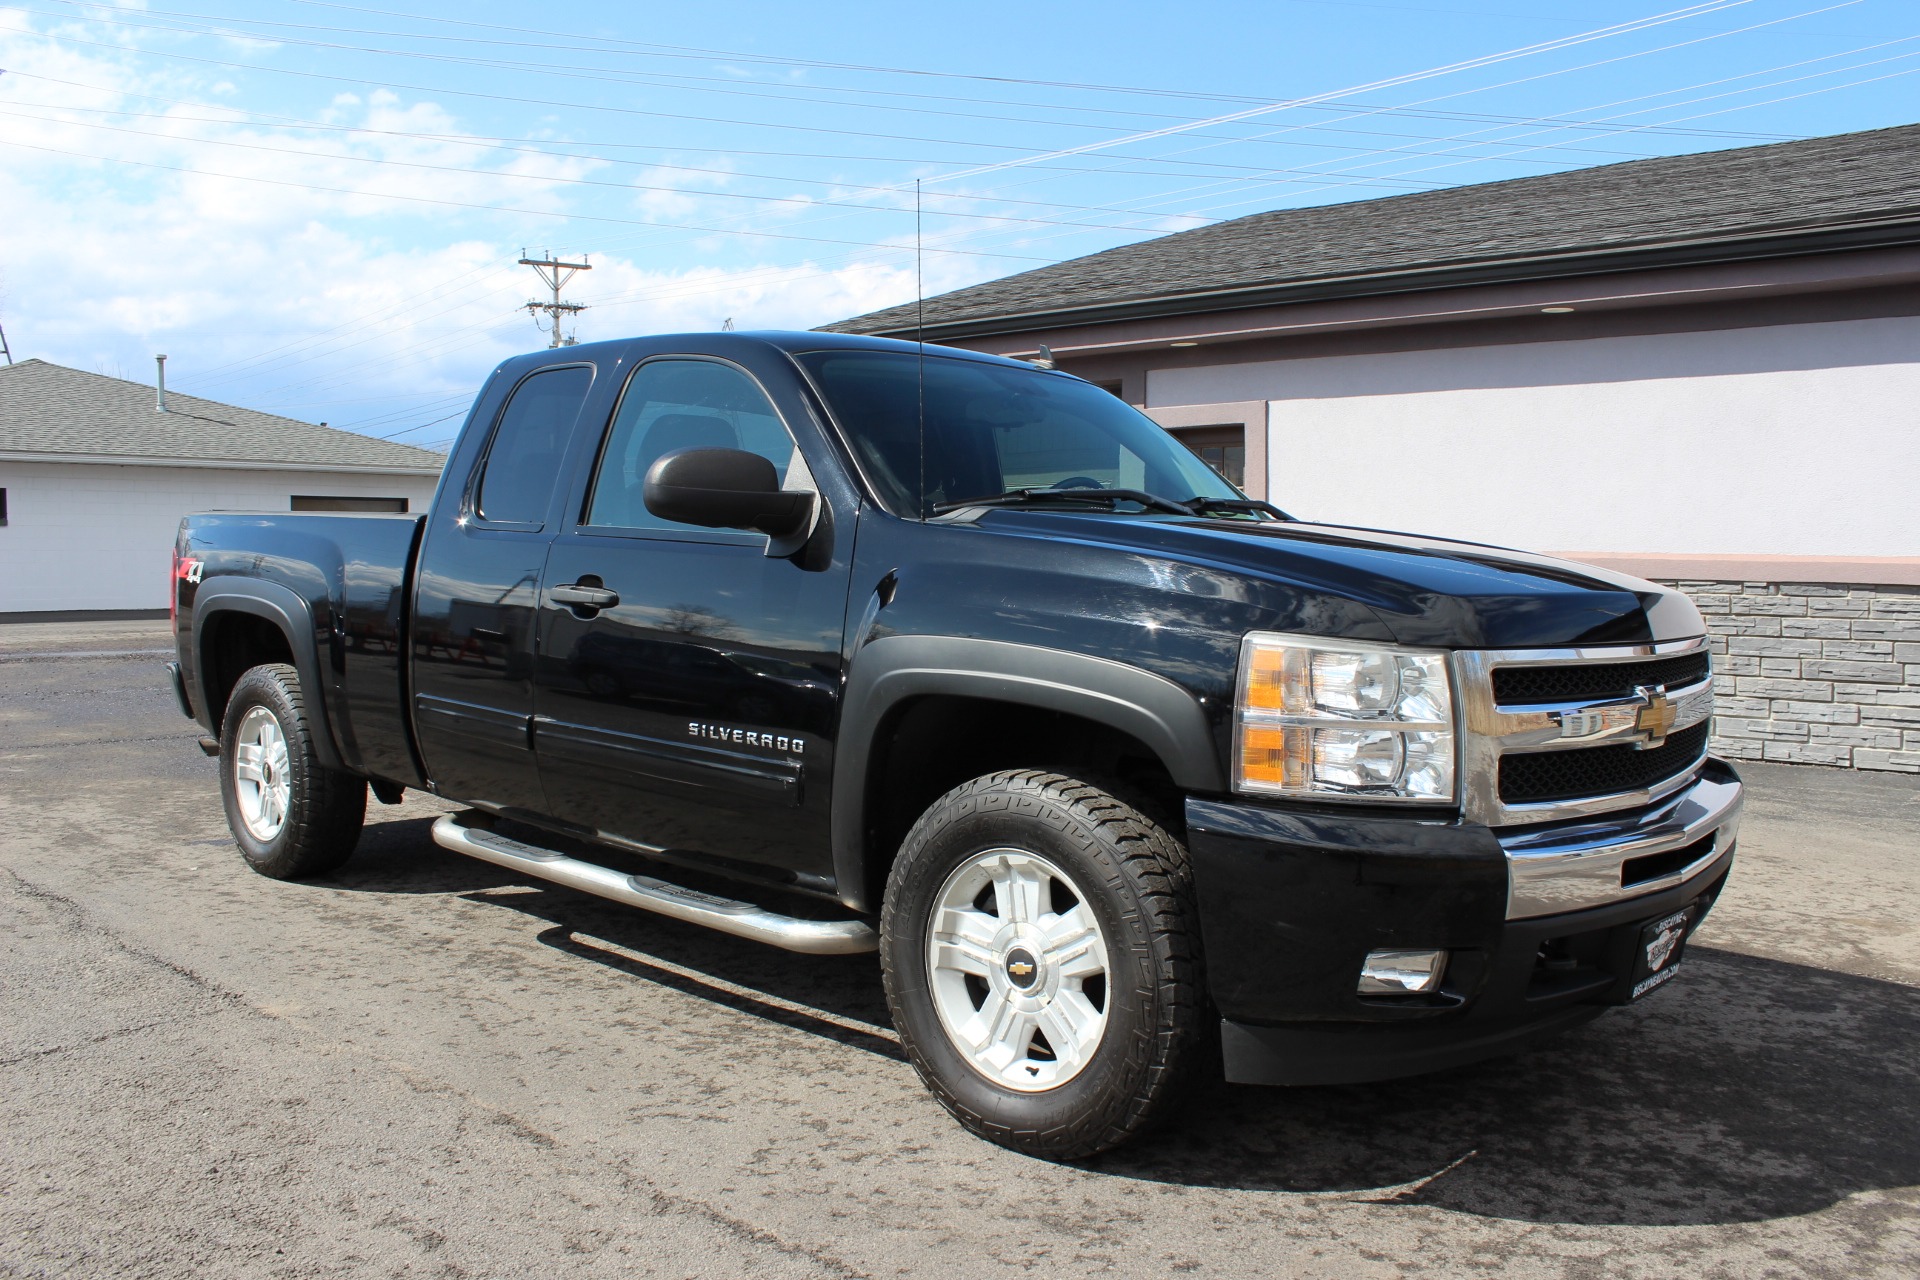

{"left": 585, "top": 359, "right": 811, "bottom": 532}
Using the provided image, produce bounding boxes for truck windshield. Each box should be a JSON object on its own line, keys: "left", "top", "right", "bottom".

{"left": 795, "top": 349, "right": 1243, "bottom": 519}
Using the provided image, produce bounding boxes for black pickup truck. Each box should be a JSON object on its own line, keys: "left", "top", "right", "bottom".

{"left": 168, "top": 331, "right": 1741, "bottom": 1158}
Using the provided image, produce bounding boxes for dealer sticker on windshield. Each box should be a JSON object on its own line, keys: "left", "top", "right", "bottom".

{"left": 1630, "top": 908, "right": 1695, "bottom": 1000}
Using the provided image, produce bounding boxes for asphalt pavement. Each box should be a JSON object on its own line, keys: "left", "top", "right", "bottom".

{"left": 3, "top": 620, "right": 1918, "bottom": 1279}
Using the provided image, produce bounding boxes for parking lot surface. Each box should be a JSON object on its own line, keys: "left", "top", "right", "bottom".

{"left": 3, "top": 620, "right": 1918, "bottom": 1278}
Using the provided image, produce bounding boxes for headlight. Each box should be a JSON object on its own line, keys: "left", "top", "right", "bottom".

{"left": 1234, "top": 633, "right": 1456, "bottom": 802}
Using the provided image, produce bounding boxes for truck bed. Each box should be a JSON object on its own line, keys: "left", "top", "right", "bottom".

{"left": 176, "top": 511, "right": 428, "bottom": 787}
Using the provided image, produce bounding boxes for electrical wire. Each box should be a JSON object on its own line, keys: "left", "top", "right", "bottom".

{"left": 10, "top": 0, "right": 1903, "bottom": 428}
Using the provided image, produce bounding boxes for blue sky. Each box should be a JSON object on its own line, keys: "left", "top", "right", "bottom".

{"left": 0, "top": 0, "right": 1915, "bottom": 448}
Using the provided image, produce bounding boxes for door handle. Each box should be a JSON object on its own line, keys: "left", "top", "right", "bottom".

{"left": 550, "top": 582, "right": 620, "bottom": 610}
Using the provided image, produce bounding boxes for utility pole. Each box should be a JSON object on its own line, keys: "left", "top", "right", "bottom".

{"left": 0, "top": 323, "right": 12, "bottom": 366}
{"left": 518, "top": 250, "right": 591, "bottom": 348}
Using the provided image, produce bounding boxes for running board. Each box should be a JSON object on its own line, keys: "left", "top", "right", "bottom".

{"left": 431, "top": 813, "right": 877, "bottom": 955}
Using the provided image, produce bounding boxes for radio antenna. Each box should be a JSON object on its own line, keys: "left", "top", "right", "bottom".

{"left": 916, "top": 178, "right": 927, "bottom": 522}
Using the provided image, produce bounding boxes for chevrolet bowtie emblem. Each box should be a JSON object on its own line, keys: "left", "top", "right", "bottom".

{"left": 1634, "top": 686, "right": 1677, "bottom": 743}
{"left": 1008, "top": 961, "right": 1035, "bottom": 978}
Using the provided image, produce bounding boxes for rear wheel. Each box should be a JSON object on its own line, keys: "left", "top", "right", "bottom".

{"left": 880, "top": 770, "right": 1205, "bottom": 1159}
{"left": 219, "top": 663, "right": 366, "bottom": 880}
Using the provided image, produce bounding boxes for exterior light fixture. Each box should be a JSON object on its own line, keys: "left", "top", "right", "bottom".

{"left": 1358, "top": 949, "right": 1448, "bottom": 994}
{"left": 1541, "top": 306, "right": 1576, "bottom": 314}
{"left": 1170, "top": 341, "right": 1200, "bottom": 348}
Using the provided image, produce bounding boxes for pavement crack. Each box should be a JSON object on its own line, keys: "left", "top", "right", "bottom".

{"left": 0, "top": 1010, "right": 223, "bottom": 1067}
{"left": 1, "top": 863, "right": 251, "bottom": 1011}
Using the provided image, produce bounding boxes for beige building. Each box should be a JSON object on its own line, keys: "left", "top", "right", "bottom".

{"left": 829, "top": 124, "right": 1920, "bottom": 770}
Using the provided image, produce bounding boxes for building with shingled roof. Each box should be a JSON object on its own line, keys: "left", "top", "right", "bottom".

{"left": 829, "top": 123, "right": 1920, "bottom": 771}
{"left": 0, "top": 359, "right": 445, "bottom": 614}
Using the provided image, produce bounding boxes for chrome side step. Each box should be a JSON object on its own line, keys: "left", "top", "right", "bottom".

{"left": 431, "top": 813, "right": 877, "bottom": 955}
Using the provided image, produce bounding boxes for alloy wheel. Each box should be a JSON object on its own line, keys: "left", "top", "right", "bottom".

{"left": 924, "top": 848, "right": 1112, "bottom": 1092}
{"left": 232, "top": 705, "right": 292, "bottom": 842}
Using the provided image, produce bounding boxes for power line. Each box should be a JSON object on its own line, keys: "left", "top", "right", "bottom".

{"left": 5, "top": 0, "right": 1802, "bottom": 288}
{"left": 31, "top": 0, "right": 1813, "bottom": 155}
{"left": 0, "top": 134, "right": 1058, "bottom": 262}
{"left": 23, "top": 0, "right": 1761, "bottom": 196}
{"left": 944, "top": 0, "right": 1859, "bottom": 222}
{"left": 13, "top": 0, "right": 1896, "bottom": 427}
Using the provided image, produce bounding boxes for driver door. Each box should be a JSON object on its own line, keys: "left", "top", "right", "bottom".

{"left": 530, "top": 355, "right": 851, "bottom": 881}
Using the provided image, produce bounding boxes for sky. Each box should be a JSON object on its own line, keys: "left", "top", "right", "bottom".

{"left": 0, "top": 0, "right": 1915, "bottom": 450}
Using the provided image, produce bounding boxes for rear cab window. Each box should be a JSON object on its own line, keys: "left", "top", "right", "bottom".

{"left": 475, "top": 365, "right": 595, "bottom": 527}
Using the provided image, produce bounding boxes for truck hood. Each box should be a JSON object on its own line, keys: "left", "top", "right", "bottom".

{"left": 972, "top": 510, "right": 1704, "bottom": 649}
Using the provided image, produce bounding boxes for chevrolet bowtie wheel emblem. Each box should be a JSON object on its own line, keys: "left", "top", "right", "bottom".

{"left": 1008, "top": 961, "right": 1034, "bottom": 978}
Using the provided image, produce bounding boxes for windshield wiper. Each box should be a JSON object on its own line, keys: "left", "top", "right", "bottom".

{"left": 1182, "top": 496, "right": 1293, "bottom": 521}
{"left": 933, "top": 487, "right": 1197, "bottom": 517}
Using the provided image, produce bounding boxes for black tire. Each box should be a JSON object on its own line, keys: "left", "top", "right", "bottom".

{"left": 880, "top": 770, "right": 1205, "bottom": 1160}
{"left": 218, "top": 662, "right": 366, "bottom": 880}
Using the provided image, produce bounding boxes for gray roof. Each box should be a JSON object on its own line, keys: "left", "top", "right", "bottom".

{"left": 0, "top": 359, "right": 447, "bottom": 473}
{"left": 827, "top": 123, "right": 1920, "bottom": 339}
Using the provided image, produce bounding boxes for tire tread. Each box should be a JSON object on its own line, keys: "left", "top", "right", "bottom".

{"left": 881, "top": 769, "right": 1205, "bottom": 1159}
{"left": 221, "top": 662, "right": 365, "bottom": 880}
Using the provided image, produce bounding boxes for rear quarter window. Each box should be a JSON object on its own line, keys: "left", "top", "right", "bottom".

{"left": 476, "top": 365, "right": 594, "bottom": 525}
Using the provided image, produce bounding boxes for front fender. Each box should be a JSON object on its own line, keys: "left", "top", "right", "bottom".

{"left": 829, "top": 634, "right": 1223, "bottom": 911}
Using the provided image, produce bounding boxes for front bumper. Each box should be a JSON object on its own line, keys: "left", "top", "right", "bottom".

{"left": 1186, "top": 759, "right": 1741, "bottom": 1086}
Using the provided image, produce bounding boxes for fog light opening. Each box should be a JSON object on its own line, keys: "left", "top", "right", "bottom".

{"left": 1358, "top": 949, "right": 1448, "bottom": 995}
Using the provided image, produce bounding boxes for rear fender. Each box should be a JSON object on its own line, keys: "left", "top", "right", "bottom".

{"left": 191, "top": 579, "right": 347, "bottom": 772}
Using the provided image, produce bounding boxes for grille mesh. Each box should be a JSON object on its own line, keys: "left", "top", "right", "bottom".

{"left": 1499, "top": 722, "right": 1710, "bottom": 805}
{"left": 1492, "top": 651, "right": 1710, "bottom": 705}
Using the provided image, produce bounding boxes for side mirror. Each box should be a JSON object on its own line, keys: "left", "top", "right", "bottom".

{"left": 643, "top": 447, "right": 815, "bottom": 540}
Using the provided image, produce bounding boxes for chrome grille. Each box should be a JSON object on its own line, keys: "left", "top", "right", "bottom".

{"left": 1499, "top": 722, "right": 1710, "bottom": 805}
{"left": 1455, "top": 637, "right": 1715, "bottom": 827}
{"left": 1491, "top": 651, "right": 1710, "bottom": 705}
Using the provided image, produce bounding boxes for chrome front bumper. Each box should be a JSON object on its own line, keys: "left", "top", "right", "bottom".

{"left": 1497, "top": 759, "right": 1743, "bottom": 920}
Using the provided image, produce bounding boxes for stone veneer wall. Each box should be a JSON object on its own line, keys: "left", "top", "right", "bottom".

{"left": 1660, "top": 580, "right": 1920, "bottom": 772}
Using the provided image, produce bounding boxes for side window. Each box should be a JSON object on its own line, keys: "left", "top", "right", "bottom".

{"left": 585, "top": 359, "right": 808, "bottom": 532}
{"left": 475, "top": 366, "right": 593, "bottom": 525}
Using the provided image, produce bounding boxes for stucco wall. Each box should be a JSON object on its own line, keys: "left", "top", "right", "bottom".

{"left": 1146, "top": 315, "right": 1920, "bottom": 559}
{"left": 0, "top": 461, "right": 441, "bottom": 612}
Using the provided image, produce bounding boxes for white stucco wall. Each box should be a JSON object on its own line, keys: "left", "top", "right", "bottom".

{"left": 0, "top": 461, "right": 442, "bottom": 612}
{"left": 1146, "top": 315, "right": 1920, "bottom": 557}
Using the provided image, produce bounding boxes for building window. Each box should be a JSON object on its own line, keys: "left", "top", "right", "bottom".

{"left": 1091, "top": 380, "right": 1124, "bottom": 399}
{"left": 0, "top": 487, "right": 7, "bottom": 526}
{"left": 291, "top": 495, "right": 409, "bottom": 513}
{"left": 1169, "top": 426, "right": 1245, "bottom": 488}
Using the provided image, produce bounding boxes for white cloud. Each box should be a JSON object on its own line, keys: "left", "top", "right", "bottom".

{"left": 0, "top": 6, "right": 1020, "bottom": 441}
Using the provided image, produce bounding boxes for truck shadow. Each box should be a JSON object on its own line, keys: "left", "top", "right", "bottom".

{"left": 1103, "top": 946, "right": 1920, "bottom": 1227}
{"left": 319, "top": 814, "right": 524, "bottom": 894}
{"left": 328, "top": 824, "right": 1920, "bottom": 1229}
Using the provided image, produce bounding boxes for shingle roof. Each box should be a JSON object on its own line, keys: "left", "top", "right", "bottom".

{"left": 826, "top": 123, "right": 1920, "bottom": 339}
{"left": 0, "top": 359, "right": 447, "bottom": 472}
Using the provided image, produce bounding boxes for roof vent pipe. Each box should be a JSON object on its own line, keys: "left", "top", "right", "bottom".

{"left": 155, "top": 354, "right": 168, "bottom": 413}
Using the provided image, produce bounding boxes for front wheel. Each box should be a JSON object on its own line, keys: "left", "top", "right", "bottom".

{"left": 880, "top": 770, "right": 1205, "bottom": 1159}
{"left": 219, "top": 662, "right": 366, "bottom": 880}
